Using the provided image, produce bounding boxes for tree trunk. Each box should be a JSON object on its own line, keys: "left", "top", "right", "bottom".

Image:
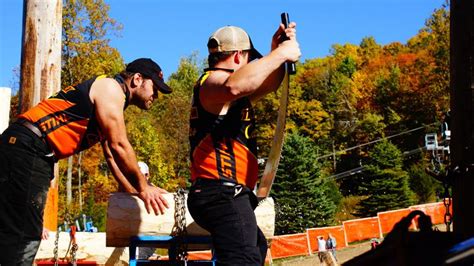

{"left": 78, "top": 152, "right": 83, "bottom": 211}
{"left": 67, "top": 156, "right": 73, "bottom": 207}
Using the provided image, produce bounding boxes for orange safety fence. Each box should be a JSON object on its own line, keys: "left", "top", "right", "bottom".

{"left": 270, "top": 233, "right": 310, "bottom": 259}
{"left": 267, "top": 202, "right": 449, "bottom": 261}
{"left": 377, "top": 208, "right": 413, "bottom": 234}
{"left": 410, "top": 200, "right": 452, "bottom": 226}
{"left": 343, "top": 216, "right": 382, "bottom": 243}
{"left": 306, "top": 225, "right": 346, "bottom": 254}
{"left": 187, "top": 250, "right": 213, "bottom": 261}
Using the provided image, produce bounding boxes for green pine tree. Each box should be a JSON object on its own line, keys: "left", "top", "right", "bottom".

{"left": 357, "top": 140, "right": 415, "bottom": 217}
{"left": 408, "top": 162, "right": 443, "bottom": 204}
{"left": 271, "top": 132, "right": 338, "bottom": 235}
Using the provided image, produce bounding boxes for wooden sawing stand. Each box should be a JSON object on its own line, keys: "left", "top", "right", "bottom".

{"left": 105, "top": 193, "right": 275, "bottom": 248}
{"left": 345, "top": 1, "right": 474, "bottom": 265}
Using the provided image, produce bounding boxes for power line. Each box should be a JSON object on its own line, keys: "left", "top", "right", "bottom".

{"left": 329, "top": 166, "right": 365, "bottom": 180}
{"left": 315, "top": 123, "right": 437, "bottom": 161}
{"left": 326, "top": 146, "right": 428, "bottom": 180}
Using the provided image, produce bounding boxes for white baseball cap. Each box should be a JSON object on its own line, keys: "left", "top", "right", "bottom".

{"left": 138, "top": 161, "right": 149, "bottom": 175}
{"left": 207, "top": 26, "right": 262, "bottom": 60}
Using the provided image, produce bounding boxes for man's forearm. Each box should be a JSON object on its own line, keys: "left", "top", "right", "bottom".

{"left": 109, "top": 141, "right": 150, "bottom": 192}
{"left": 107, "top": 157, "right": 138, "bottom": 193}
{"left": 226, "top": 51, "right": 287, "bottom": 97}
{"left": 250, "top": 64, "right": 285, "bottom": 103}
{"left": 102, "top": 141, "right": 139, "bottom": 193}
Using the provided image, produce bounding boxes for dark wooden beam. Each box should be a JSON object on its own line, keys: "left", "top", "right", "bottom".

{"left": 450, "top": 0, "right": 474, "bottom": 239}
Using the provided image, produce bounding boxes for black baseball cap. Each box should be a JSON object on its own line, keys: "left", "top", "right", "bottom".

{"left": 126, "top": 58, "right": 172, "bottom": 94}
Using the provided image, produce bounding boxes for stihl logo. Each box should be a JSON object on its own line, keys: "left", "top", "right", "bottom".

{"left": 39, "top": 114, "right": 68, "bottom": 132}
{"left": 216, "top": 140, "right": 236, "bottom": 179}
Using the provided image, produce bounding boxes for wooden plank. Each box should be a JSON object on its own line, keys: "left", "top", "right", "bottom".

{"left": 450, "top": 0, "right": 474, "bottom": 238}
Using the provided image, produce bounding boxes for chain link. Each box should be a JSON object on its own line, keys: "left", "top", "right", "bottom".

{"left": 53, "top": 228, "right": 60, "bottom": 266}
{"left": 426, "top": 148, "right": 454, "bottom": 233}
{"left": 172, "top": 188, "right": 188, "bottom": 264}
{"left": 70, "top": 243, "right": 78, "bottom": 266}
{"left": 443, "top": 175, "right": 453, "bottom": 232}
{"left": 443, "top": 196, "right": 453, "bottom": 232}
{"left": 53, "top": 209, "right": 72, "bottom": 265}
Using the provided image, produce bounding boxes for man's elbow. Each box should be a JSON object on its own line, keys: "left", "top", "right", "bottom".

{"left": 108, "top": 140, "right": 128, "bottom": 157}
{"left": 227, "top": 83, "right": 256, "bottom": 98}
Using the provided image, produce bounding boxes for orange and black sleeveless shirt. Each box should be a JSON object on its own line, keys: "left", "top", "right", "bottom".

{"left": 189, "top": 68, "right": 259, "bottom": 189}
{"left": 18, "top": 75, "right": 129, "bottom": 159}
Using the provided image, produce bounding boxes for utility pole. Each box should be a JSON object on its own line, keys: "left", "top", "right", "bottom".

{"left": 20, "top": 0, "right": 62, "bottom": 231}
{"left": 450, "top": 0, "right": 474, "bottom": 239}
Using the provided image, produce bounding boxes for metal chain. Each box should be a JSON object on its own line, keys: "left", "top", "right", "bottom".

{"left": 443, "top": 165, "right": 469, "bottom": 232}
{"left": 426, "top": 147, "right": 453, "bottom": 233}
{"left": 62, "top": 224, "right": 77, "bottom": 265}
{"left": 53, "top": 228, "right": 60, "bottom": 266}
{"left": 70, "top": 243, "right": 78, "bottom": 266}
{"left": 172, "top": 188, "right": 188, "bottom": 264}
{"left": 443, "top": 190, "right": 452, "bottom": 232}
{"left": 53, "top": 209, "right": 73, "bottom": 265}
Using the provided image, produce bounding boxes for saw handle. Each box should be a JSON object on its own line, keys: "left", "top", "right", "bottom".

{"left": 281, "top": 12, "right": 297, "bottom": 75}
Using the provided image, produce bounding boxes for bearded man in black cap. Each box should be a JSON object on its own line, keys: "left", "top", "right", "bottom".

{"left": 0, "top": 58, "right": 171, "bottom": 264}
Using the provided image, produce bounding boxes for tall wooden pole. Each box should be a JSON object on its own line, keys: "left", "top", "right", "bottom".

{"left": 20, "top": 0, "right": 62, "bottom": 231}
{"left": 450, "top": 0, "right": 474, "bottom": 239}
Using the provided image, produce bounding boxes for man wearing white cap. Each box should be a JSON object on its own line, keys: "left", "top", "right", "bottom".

{"left": 188, "top": 22, "right": 300, "bottom": 265}
{"left": 138, "top": 161, "right": 150, "bottom": 183}
{"left": 136, "top": 161, "right": 157, "bottom": 260}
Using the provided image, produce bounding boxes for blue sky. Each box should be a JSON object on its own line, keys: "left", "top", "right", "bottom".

{"left": 0, "top": 0, "right": 444, "bottom": 91}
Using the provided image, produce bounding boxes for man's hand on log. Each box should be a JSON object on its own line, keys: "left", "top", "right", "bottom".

{"left": 138, "top": 185, "right": 170, "bottom": 215}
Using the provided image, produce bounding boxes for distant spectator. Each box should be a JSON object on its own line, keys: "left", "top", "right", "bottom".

{"left": 371, "top": 238, "right": 381, "bottom": 250}
{"left": 138, "top": 161, "right": 152, "bottom": 185}
{"left": 317, "top": 236, "right": 327, "bottom": 263}
{"left": 326, "top": 233, "right": 337, "bottom": 261}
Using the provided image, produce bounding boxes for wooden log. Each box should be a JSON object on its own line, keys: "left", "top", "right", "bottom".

{"left": 106, "top": 192, "right": 275, "bottom": 247}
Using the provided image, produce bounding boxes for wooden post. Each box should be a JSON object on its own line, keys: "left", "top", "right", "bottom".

{"left": 450, "top": 0, "right": 474, "bottom": 239}
{"left": 0, "top": 87, "right": 12, "bottom": 133}
{"left": 20, "top": 0, "right": 62, "bottom": 231}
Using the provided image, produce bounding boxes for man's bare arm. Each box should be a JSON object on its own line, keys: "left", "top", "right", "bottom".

{"left": 201, "top": 22, "right": 300, "bottom": 110}
{"left": 201, "top": 51, "right": 288, "bottom": 108}
{"left": 90, "top": 77, "right": 168, "bottom": 215}
{"left": 102, "top": 140, "right": 137, "bottom": 193}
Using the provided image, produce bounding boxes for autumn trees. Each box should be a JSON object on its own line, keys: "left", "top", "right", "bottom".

{"left": 268, "top": 5, "right": 449, "bottom": 233}
{"left": 43, "top": 1, "right": 450, "bottom": 232}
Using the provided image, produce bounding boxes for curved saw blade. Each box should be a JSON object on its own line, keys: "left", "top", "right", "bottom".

{"left": 257, "top": 71, "right": 289, "bottom": 199}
